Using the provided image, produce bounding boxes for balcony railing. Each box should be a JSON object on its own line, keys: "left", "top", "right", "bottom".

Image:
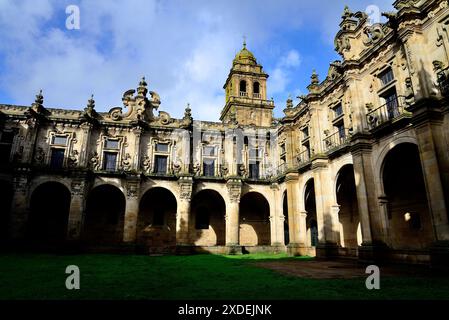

{"left": 239, "top": 91, "right": 248, "bottom": 97}
{"left": 323, "top": 128, "right": 351, "bottom": 153}
{"left": 437, "top": 67, "right": 449, "bottom": 97}
{"left": 253, "top": 93, "right": 261, "bottom": 99}
{"left": 366, "top": 96, "right": 408, "bottom": 130}
{"left": 296, "top": 149, "right": 311, "bottom": 165}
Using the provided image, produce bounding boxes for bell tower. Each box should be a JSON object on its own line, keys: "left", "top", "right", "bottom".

{"left": 220, "top": 40, "right": 274, "bottom": 127}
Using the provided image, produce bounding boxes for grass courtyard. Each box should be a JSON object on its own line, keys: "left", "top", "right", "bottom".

{"left": 1, "top": 253, "right": 449, "bottom": 300}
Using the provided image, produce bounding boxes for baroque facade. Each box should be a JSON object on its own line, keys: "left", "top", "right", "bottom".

{"left": 1, "top": 0, "right": 449, "bottom": 264}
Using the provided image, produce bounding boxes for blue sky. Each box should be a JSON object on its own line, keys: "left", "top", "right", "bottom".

{"left": 0, "top": 0, "right": 394, "bottom": 120}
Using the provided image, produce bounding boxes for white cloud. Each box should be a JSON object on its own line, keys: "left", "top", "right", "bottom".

{"left": 0, "top": 0, "right": 395, "bottom": 121}
{"left": 268, "top": 49, "right": 302, "bottom": 96}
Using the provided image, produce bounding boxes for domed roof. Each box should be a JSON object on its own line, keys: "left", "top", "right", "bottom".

{"left": 233, "top": 41, "right": 257, "bottom": 65}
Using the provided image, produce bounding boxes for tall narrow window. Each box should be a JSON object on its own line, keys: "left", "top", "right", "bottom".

{"left": 50, "top": 149, "right": 65, "bottom": 169}
{"left": 155, "top": 155, "right": 168, "bottom": 174}
{"left": 249, "top": 162, "right": 260, "bottom": 179}
{"left": 383, "top": 90, "right": 399, "bottom": 119}
{"left": 239, "top": 80, "right": 247, "bottom": 96}
{"left": 333, "top": 103, "right": 343, "bottom": 118}
{"left": 253, "top": 82, "right": 260, "bottom": 98}
{"left": 103, "top": 152, "right": 117, "bottom": 171}
{"left": 379, "top": 68, "right": 394, "bottom": 86}
{"left": 203, "top": 158, "right": 215, "bottom": 177}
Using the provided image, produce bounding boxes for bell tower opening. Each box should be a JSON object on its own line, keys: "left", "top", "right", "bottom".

{"left": 221, "top": 40, "right": 274, "bottom": 127}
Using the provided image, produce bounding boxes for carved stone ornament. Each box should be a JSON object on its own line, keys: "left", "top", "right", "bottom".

{"left": 363, "top": 24, "right": 385, "bottom": 46}
{"left": 68, "top": 150, "right": 79, "bottom": 168}
{"left": 90, "top": 152, "right": 100, "bottom": 170}
{"left": 227, "top": 180, "right": 242, "bottom": 204}
{"left": 122, "top": 153, "right": 132, "bottom": 172}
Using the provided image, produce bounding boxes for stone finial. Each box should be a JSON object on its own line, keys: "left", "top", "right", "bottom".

{"left": 286, "top": 95, "right": 293, "bottom": 109}
{"left": 137, "top": 76, "right": 148, "bottom": 97}
{"left": 184, "top": 103, "right": 192, "bottom": 120}
{"left": 87, "top": 94, "right": 95, "bottom": 109}
{"left": 35, "top": 89, "right": 44, "bottom": 106}
{"left": 243, "top": 35, "right": 247, "bottom": 49}
{"left": 342, "top": 5, "right": 352, "bottom": 19}
{"left": 311, "top": 69, "right": 319, "bottom": 85}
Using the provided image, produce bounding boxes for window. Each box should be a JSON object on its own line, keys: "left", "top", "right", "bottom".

{"left": 103, "top": 152, "right": 117, "bottom": 171}
{"left": 333, "top": 103, "right": 343, "bottom": 118}
{"left": 249, "top": 162, "right": 260, "bottom": 179}
{"left": 0, "top": 131, "right": 14, "bottom": 164}
{"left": 253, "top": 82, "right": 260, "bottom": 94}
{"left": 302, "top": 127, "right": 309, "bottom": 140}
{"left": 239, "top": 80, "right": 247, "bottom": 93}
{"left": 383, "top": 90, "right": 399, "bottom": 119}
{"left": 105, "top": 139, "right": 119, "bottom": 149}
{"left": 280, "top": 143, "right": 286, "bottom": 154}
{"left": 203, "top": 158, "right": 215, "bottom": 177}
{"left": 156, "top": 143, "right": 169, "bottom": 152}
{"left": 52, "top": 135, "right": 68, "bottom": 146}
{"left": 195, "top": 207, "right": 210, "bottom": 230}
{"left": 154, "top": 155, "right": 168, "bottom": 174}
{"left": 336, "top": 123, "right": 346, "bottom": 140}
{"left": 203, "top": 146, "right": 216, "bottom": 157}
{"left": 379, "top": 68, "right": 394, "bottom": 86}
{"left": 50, "top": 149, "right": 65, "bottom": 169}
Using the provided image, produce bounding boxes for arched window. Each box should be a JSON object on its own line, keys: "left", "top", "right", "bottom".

{"left": 253, "top": 82, "right": 260, "bottom": 95}
{"left": 239, "top": 80, "right": 247, "bottom": 93}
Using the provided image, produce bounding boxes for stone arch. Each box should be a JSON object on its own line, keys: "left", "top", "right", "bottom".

{"left": 91, "top": 180, "right": 126, "bottom": 197}
{"left": 190, "top": 189, "right": 226, "bottom": 246}
{"left": 304, "top": 179, "right": 318, "bottom": 248}
{"left": 239, "top": 192, "right": 270, "bottom": 246}
{"left": 374, "top": 136, "right": 418, "bottom": 196}
{"left": 29, "top": 176, "right": 71, "bottom": 198}
{"left": 0, "top": 180, "right": 13, "bottom": 240}
{"left": 332, "top": 157, "right": 354, "bottom": 205}
{"left": 139, "top": 181, "right": 179, "bottom": 203}
{"left": 137, "top": 187, "right": 177, "bottom": 253}
{"left": 28, "top": 181, "right": 71, "bottom": 243}
{"left": 83, "top": 184, "right": 126, "bottom": 245}
{"left": 239, "top": 80, "right": 247, "bottom": 93}
{"left": 335, "top": 164, "right": 361, "bottom": 255}
{"left": 381, "top": 142, "right": 434, "bottom": 250}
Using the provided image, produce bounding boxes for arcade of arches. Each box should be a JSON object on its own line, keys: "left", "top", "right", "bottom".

{"left": 0, "top": 142, "right": 446, "bottom": 263}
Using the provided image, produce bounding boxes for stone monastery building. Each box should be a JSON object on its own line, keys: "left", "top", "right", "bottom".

{"left": 1, "top": 0, "right": 449, "bottom": 265}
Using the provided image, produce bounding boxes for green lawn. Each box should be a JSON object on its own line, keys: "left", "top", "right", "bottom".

{"left": 0, "top": 253, "right": 448, "bottom": 300}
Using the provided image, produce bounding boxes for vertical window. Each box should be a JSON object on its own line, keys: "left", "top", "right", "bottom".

{"left": 253, "top": 82, "right": 260, "bottom": 98}
{"left": 302, "top": 127, "right": 309, "bottom": 140}
{"left": 103, "top": 152, "right": 117, "bottom": 171}
{"left": 379, "top": 68, "right": 394, "bottom": 86}
{"left": 240, "top": 80, "right": 247, "bottom": 93}
{"left": 105, "top": 139, "right": 119, "bottom": 149}
{"left": 155, "top": 155, "right": 168, "bottom": 174}
{"left": 0, "top": 131, "right": 14, "bottom": 164}
{"left": 333, "top": 103, "right": 343, "bottom": 118}
{"left": 383, "top": 90, "right": 399, "bottom": 119}
{"left": 249, "top": 162, "right": 260, "bottom": 179}
{"left": 203, "top": 158, "right": 215, "bottom": 177}
{"left": 50, "top": 149, "right": 65, "bottom": 169}
{"left": 336, "top": 123, "right": 346, "bottom": 140}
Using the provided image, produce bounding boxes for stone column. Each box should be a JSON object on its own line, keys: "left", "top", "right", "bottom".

{"left": 67, "top": 176, "right": 88, "bottom": 240}
{"left": 269, "top": 183, "right": 284, "bottom": 247}
{"left": 123, "top": 177, "right": 140, "bottom": 243}
{"left": 312, "top": 160, "right": 339, "bottom": 258}
{"left": 350, "top": 135, "right": 387, "bottom": 262}
{"left": 226, "top": 179, "right": 242, "bottom": 252}
{"left": 9, "top": 174, "right": 30, "bottom": 240}
{"left": 176, "top": 176, "right": 193, "bottom": 250}
{"left": 298, "top": 211, "right": 307, "bottom": 246}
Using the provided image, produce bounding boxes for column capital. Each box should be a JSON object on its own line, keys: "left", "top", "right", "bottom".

{"left": 226, "top": 179, "right": 242, "bottom": 203}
